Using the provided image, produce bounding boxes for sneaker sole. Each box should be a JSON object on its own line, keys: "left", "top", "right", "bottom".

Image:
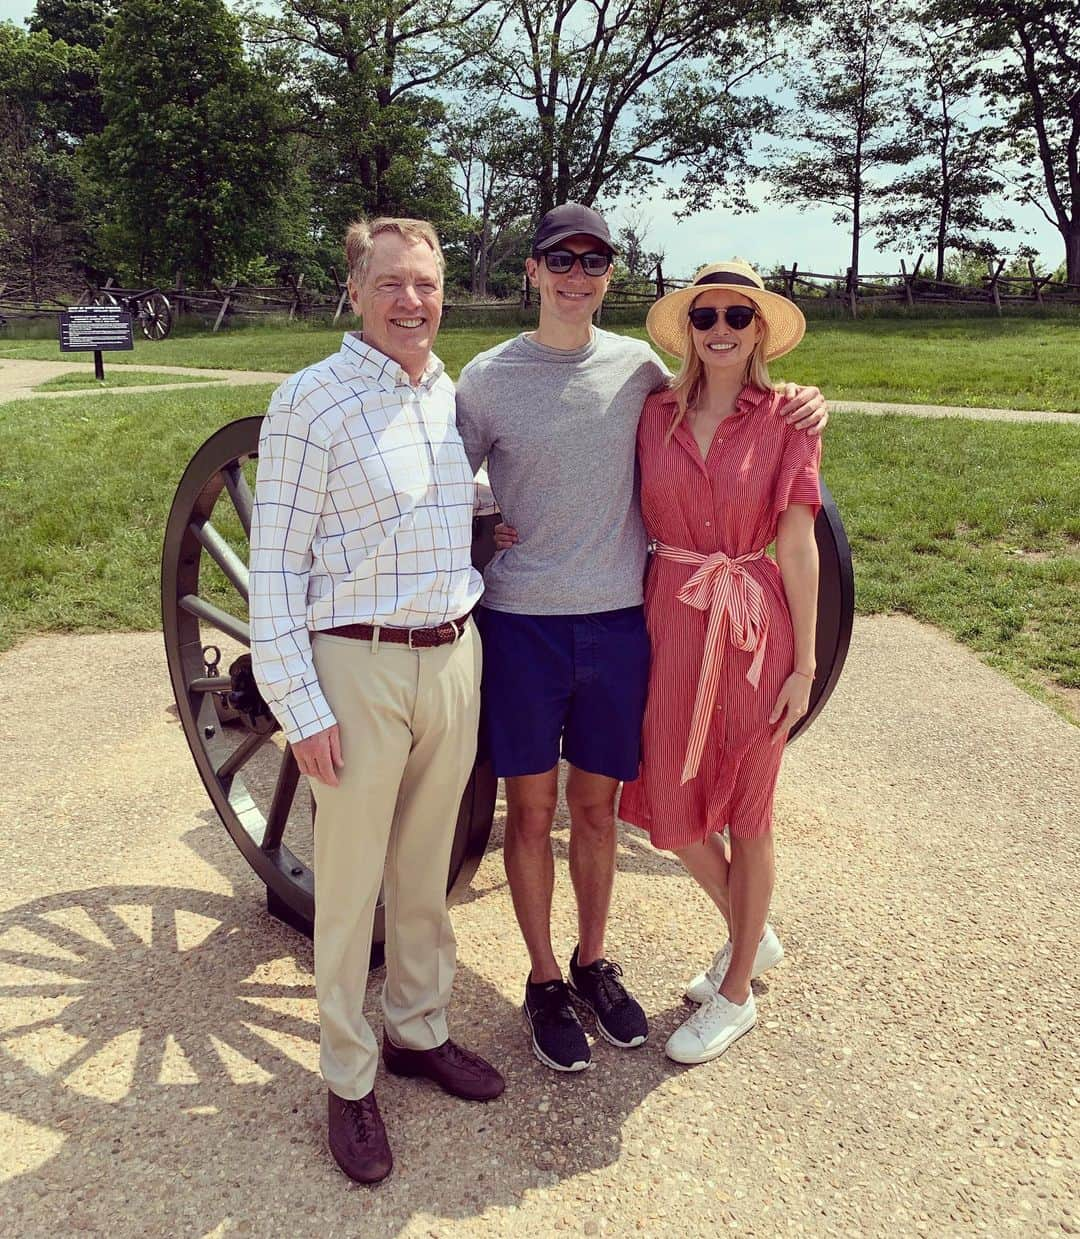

{"left": 522, "top": 1006, "right": 591, "bottom": 1073}
{"left": 566, "top": 984, "right": 647, "bottom": 1049}
{"left": 664, "top": 1016, "right": 756, "bottom": 1066}
{"left": 684, "top": 943, "right": 785, "bottom": 1004}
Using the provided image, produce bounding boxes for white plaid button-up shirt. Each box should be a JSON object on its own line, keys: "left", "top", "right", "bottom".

{"left": 249, "top": 334, "right": 486, "bottom": 742}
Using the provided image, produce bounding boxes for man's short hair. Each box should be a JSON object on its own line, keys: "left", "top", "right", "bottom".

{"left": 344, "top": 217, "right": 445, "bottom": 286}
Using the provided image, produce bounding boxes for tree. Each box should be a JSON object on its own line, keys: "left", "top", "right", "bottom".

{"left": 475, "top": 0, "right": 799, "bottom": 216}
{"left": 92, "top": 0, "right": 291, "bottom": 284}
{"left": 869, "top": 20, "right": 1013, "bottom": 280}
{"left": 242, "top": 0, "right": 500, "bottom": 253}
{"left": 442, "top": 106, "right": 532, "bottom": 295}
{"left": 27, "top": 0, "right": 112, "bottom": 140}
{"left": 944, "top": 0, "right": 1080, "bottom": 283}
{"left": 0, "top": 23, "right": 94, "bottom": 299}
{"left": 765, "top": 0, "right": 912, "bottom": 279}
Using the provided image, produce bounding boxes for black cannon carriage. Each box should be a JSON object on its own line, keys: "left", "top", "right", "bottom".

{"left": 162, "top": 418, "right": 853, "bottom": 951}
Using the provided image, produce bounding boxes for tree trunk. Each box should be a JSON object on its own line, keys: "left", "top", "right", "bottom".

{"left": 935, "top": 188, "right": 949, "bottom": 283}
{"left": 477, "top": 219, "right": 491, "bottom": 297}
{"left": 1065, "top": 220, "right": 1080, "bottom": 286}
{"left": 850, "top": 192, "right": 861, "bottom": 281}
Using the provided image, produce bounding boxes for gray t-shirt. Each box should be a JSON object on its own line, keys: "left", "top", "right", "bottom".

{"left": 456, "top": 328, "right": 669, "bottom": 614}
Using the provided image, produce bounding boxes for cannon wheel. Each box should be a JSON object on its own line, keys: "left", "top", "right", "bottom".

{"left": 789, "top": 479, "right": 855, "bottom": 743}
{"left": 161, "top": 416, "right": 498, "bottom": 948}
{"left": 139, "top": 291, "right": 173, "bottom": 341}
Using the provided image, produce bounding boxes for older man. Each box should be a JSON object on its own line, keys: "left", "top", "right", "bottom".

{"left": 250, "top": 217, "right": 503, "bottom": 1186}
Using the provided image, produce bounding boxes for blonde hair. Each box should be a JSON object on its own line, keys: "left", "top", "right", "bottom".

{"left": 344, "top": 217, "right": 445, "bottom": 286}
{"left": 665, "top": 310, "right": 778, "bottom": 443}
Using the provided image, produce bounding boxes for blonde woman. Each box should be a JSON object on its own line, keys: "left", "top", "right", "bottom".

{"left": 618, "top": 260, "right": 821, "bottom": 1064}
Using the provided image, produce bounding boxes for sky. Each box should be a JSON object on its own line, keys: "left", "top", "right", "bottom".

{"left": 3, "top": 0, "right": 1064, "bottom": 280}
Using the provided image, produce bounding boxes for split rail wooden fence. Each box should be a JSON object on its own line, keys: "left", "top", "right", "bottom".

{"left": 3, "top": 255, "right": 1079, "bottom": 330}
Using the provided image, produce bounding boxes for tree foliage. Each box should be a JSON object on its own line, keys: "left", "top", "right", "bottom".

{"left": 442, "top": 105, "right": 533, "bottom": 295}
{"left": 92, "top": 0, "right": 291, "bottom": 284}
{"left": 0, "top": 23, "right": 94, "bottom": 299}
{"left": 243, "top": 0, "right": 496, "bottom": 259}
{"left": 942, "top": 0, "right": 1080, "bottom": 283}
{"left": 764, "top": 0, "right": 913, "bottom": 278}
{"left": 4, "top": 0, "right": 1076, "bottom": 291}
{"left": 476, "top": 0, "right": 797, "bottom": 215}
{"left": 868, "top": 18, "right": 1013, "bottom": 280}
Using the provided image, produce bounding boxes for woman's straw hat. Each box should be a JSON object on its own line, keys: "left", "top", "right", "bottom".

{"left": 646, "top": 259, "right": 806, "bottom": 360}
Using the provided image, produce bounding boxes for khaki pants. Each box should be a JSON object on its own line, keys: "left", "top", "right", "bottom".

{"left": 309, "top": 621, "right": 481, "bottom": 1100}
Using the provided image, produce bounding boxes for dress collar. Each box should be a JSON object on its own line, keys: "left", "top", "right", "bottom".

{"left": 655, "top": 381, "right": 770, "bottom": 413}
{"left": 339, "top": 332, "right": 445, "bottom": 392}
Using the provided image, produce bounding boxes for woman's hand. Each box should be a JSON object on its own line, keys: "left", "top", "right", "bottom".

{"left": 493, "top": 522, "right": 519, "bottom": 550}
{"left": 768, "top": 672, "right": 813, "bottom": 744}
{"left": 779, "top": 383, "right": 828, "bottom": 435}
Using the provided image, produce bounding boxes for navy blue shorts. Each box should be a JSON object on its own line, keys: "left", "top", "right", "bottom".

{"left": 476, "top": 605, "right": 650, "bottom": 781}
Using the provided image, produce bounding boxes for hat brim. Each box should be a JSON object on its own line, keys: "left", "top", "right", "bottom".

{"left": 646, "top": 283, "right": 805, "bottom": 362}
{"left": 534, "top": 229, "right": 616, "bottom": 254}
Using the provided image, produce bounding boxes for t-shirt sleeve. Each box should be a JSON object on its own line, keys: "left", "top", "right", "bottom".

{"left": 644, "top": 350, "right": 672, "bottom": 390}
{"left": 454, "top": 365, "right": 493, "bottom": 475}
{"left": 773, "top": 424, "right": 822, "bottom": 519}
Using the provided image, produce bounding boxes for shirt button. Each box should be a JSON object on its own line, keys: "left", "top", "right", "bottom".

{"left": 704, "top": 521, "right": 711, "bottom": 527}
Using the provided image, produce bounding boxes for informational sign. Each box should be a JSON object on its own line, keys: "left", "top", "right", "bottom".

{"left": 58, "top": 306, "right": 134, "bottom": 352}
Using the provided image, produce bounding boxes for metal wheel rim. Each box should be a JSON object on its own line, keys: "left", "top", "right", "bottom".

{"left": 788, "top": 478, "right": 855, "bottom": 743}
{"left": 141, "top": 292, "right": 172, "bottom": 341}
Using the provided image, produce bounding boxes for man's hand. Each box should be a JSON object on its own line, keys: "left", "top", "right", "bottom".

{"left": 780, "top": 383, "right": 828, "bottom": 435}
{"left": 493, "top": 522, "right": 519, "bottom": 550}
{"left": 292, "top": 724, "right": 344, "bottom": 787}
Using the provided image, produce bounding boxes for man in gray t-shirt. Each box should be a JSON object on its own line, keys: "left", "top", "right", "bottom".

{"left": 455, "top": 203, "right": 825, "bottom": 1074}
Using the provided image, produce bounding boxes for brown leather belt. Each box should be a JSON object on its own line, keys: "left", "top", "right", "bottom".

{"left": 321, "top": 616, "right": 469, "bottom": 648}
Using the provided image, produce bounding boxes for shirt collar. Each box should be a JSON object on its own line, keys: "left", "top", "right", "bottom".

{"left": 339, "top": 332, "right": 445, "bottom": 392}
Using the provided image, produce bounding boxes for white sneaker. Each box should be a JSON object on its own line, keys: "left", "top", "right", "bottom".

{"left": 665, "top": 990, "right": 757, "bottom": 1064}
{"left": 684, "top": 924, "right": 784, "bottom": 1004}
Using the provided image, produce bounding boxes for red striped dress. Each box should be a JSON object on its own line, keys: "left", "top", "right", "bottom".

{"left": 618, "top": 384, "right": 822, "bottom": 849}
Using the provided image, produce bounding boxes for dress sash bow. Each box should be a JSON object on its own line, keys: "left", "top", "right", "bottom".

{"left": 650, "top": 540, "right": 769, "bottom": 784}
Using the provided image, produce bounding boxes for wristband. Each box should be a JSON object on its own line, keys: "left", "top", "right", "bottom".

{"left": 792, "top": 670, "right": 815, "bottom": 680}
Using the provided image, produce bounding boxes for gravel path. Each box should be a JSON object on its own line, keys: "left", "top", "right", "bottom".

{"left": 0, "top": 359, "right": 286, "bottom": 404}
{"left": 1, "top": 618, "right": 1076, "bottom": 1237}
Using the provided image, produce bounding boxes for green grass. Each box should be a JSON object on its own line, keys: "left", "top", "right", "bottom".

{"left": 2, "top": 316, "right": 1079, "bottom": 411}
{"left": 33, "top": 370, "right": 224, "bottom": 392}
{"left": 0, "top": 388, "right": 1076, "bottom": 720}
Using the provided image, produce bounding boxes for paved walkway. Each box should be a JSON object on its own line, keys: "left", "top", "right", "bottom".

{"left": 1, "top": 358, "right": 1078, "bottom": 422}
{"left": 0, "top": 359, "right": 287, "bottom": 404}
{"left": 1, "top": 618, "right": 1076, "bottom": 1236}
{"left": 830, "top": 398, "right": 1079, "bottom": 425}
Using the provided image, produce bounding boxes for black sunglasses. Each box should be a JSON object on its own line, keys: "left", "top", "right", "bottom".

{"left": 540, "top": 249, "right": 613, "bottom": 276}
{"left": 688, "top": 304, "right": 757, "bottom": 331}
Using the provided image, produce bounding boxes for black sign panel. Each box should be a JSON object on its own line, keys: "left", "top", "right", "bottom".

{"left": 59, "top": 306, "right": 134, "bottom": 352}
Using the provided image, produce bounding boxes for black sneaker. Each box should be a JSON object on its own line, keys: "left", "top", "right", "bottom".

{"left": 568, "top": 946, "right": 648, "bottom": 1048}
{"left": 523, "top": 977, "right": 591, "bottom": 1072}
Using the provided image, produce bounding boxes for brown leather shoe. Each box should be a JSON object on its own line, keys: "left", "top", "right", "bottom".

{"left": 327, "top": 1089, "right": 392, "bottom": 1184}
{"left": 383, "top": 1037, "right": 505, "bottom": 1101}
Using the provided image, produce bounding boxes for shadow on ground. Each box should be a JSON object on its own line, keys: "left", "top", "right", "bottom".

{"left": 0, "top": 817, "right": 705, "bottom": 1237}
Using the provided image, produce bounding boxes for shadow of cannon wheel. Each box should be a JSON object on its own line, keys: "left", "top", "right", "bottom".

{"left": 0, "top": 886, "right": 333, "bottom": 1110}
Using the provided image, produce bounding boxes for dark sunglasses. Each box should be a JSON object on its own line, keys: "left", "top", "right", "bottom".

{"left": 688, "top": 304, "right": 757, "bottom": 331}
{"left": 540, "top": 249, "right": 613, "bottom": 276}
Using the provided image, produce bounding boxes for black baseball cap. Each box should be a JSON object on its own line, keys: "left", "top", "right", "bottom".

{"left": 532, "top": 202, "right": 615, "bottom": 254}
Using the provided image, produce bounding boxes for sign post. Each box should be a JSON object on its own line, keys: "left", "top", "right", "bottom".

{"left": 58, "top": 306, "right": 134, "bottom": 379}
